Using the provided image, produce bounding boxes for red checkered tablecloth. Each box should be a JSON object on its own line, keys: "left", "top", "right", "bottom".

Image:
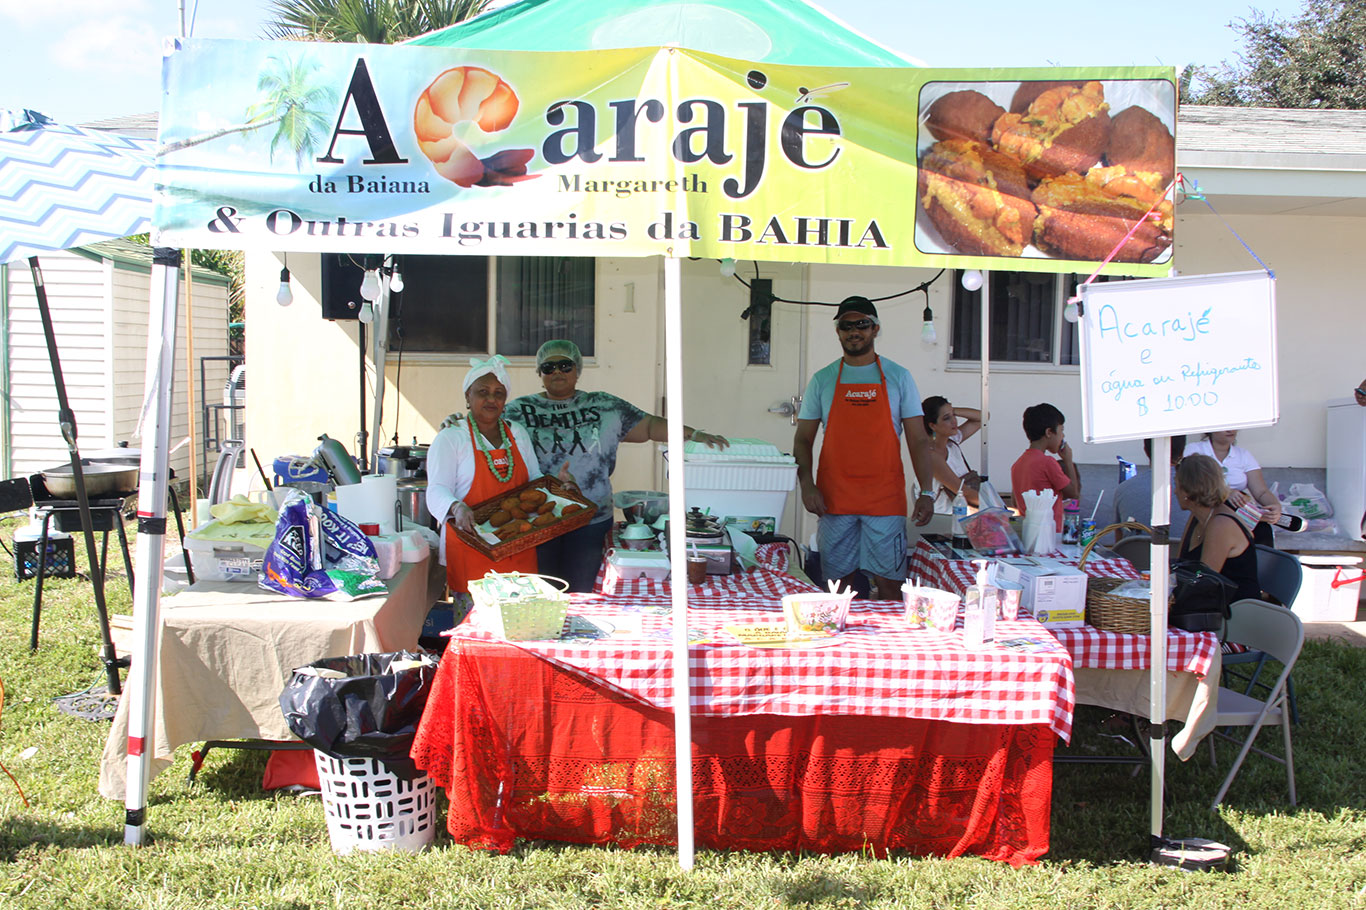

{"left": 456, "top": 592, "right": 1077, "bottom": 741}
{"left": 907, "top": 540, "right": 1218, "bottom": 678}
{"left": 597, "top": 542, "right": 819, "bottom": 598}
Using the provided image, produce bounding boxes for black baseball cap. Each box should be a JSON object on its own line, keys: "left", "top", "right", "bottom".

{"left": 833, "top": 296, "right": 878, "bottom": 321}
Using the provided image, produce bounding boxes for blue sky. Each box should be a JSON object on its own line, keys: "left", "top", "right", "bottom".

{"left": 0, "top": 0, "right": 1305, "bottom": 125}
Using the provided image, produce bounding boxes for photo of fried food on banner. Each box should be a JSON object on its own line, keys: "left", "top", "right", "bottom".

{"left": 915, "top": 78, "right": 1176, "bottom": 265}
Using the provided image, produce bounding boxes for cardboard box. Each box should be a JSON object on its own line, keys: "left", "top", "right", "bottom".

{"left": 996, "top": 558, "right": 1088, "bottom": 628}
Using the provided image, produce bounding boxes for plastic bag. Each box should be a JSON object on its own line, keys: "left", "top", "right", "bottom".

{"left": 977, "top": 479, "right": 1007, "bottom": 512}
{"left": 259, "top": 490, "right": 385, "bottom": 599}
{"left": 1019, "top": 490, "right": 1058, "bottom": 556}
{"left": 1282, "top": 483, "right": 1333, "bottom": 520}
{"left": 279, "top": 650, "right": 439, "bottom": 779}
{"left": 961, "top": 508, "right": 1022, "bottom": 555}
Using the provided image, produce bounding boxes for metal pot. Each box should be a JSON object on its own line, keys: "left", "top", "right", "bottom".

{"left": 378, "top": 445, "right": 428, "bottom": 479}
{"left": 41, "top": 461, "right": 139, "bottom": 498}
{"left": 396, "top": 479, "right": 433, "bottom": 529}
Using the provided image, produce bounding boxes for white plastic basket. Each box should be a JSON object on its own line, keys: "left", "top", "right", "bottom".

{"left": 313, "top": 752, "right": 437, "bottom": 854}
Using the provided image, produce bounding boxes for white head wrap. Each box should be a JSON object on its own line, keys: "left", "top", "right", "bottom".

{"left": 462, "top": 354, "right": 511, "bottom": 397}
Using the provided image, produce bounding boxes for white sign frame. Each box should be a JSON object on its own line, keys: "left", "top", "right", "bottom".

{"left": 1079, "top": 270, "right": 1277, "bottom": 444}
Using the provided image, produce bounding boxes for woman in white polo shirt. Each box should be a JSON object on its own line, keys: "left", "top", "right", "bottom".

{"left": 1183, "top": 429, "right": 1281, "bottom": 546}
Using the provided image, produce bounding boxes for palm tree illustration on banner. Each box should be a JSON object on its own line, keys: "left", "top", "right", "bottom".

{"left": 158, "top": 56, "right": 337, "bottom": 167}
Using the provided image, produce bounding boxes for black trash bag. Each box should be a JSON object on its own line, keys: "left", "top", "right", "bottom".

{"left": 279, "top": 650, "right": 439, "bottom": 779}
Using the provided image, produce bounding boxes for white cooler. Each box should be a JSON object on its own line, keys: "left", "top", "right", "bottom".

{"left": 664, "top": 439, "right": 798, "bottom": 529}
{"left": 1290, "top": 554, "right": 1365, "bottom": 623}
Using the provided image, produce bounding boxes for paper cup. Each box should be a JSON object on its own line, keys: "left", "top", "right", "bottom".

{"left": 923, "top": 589, "right": 962, "bottom": 633}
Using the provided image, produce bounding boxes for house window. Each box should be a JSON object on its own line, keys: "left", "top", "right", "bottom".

{"left": 320, "top": 254, "right": 595, "bottom": 357}
{"left": 950, "top": 272, "right": 1119, "bottom": 367}
{"left": 494, "top": 257, "right": 595, "bottom": 357}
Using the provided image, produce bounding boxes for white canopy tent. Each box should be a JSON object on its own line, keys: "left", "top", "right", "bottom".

{"left": 130, "top": 0, "right": 1182, "bottom": 861}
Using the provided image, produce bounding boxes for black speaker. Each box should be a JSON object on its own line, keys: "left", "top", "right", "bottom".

{"left": 319, "top": 253, "right": 365, "bottom": 320}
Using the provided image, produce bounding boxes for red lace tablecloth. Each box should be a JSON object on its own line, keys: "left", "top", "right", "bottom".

{"left": 907, "top": 541, "right": 1219, "bottom": 678}
{"left": 411, "top": 638, "right": 1057, "bottom": 865}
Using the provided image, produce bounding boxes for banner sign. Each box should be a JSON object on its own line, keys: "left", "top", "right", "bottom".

{"left": 156, "top": 39, "right": 1175, "bottom": 274}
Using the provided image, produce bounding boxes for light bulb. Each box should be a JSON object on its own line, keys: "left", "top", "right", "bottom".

{"left": 358, "top": 301, "right": 375, "bottom": 324}
{"left": 920, "top": 305, "right": 937, "bottom": 347}
{"left": 388, "top": 267, "right": 404, "bottom": 293}
{"left": 960, "top": 269, "right": 983, "bottom": 292}
{"left": 359, "top": 268, "right": 381, "bottom": 302}
{"left": 276, "top": 267, "right": 293, "bottom": 307}
{"left": 1063, "top": 301, "right": 1081, "bottom": 323}
{"left": 719, "top": 258, "right": 736, "bottom": 278}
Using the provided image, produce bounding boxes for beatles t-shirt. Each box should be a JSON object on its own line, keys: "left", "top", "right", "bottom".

{"left": 507, "top": 391, "right": 647, "bottom": 523}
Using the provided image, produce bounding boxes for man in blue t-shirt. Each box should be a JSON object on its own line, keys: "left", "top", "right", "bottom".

{"left": 794, "top": 297, "right": 936, "bottom": 599}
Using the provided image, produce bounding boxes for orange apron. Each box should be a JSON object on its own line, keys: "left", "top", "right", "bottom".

{"left": 445, "top": 419, "right": 537, "bottom": 593}
{"left": 816, "top": 357, "right": 906, "bottom": 516}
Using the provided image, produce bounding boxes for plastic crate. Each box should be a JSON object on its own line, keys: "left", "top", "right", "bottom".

{"left": 14, "top": 536, "right": 76, "bottom": 580}
{"left": 313, "top": 752, "right": 436, "bottom": 855}
{"left": 182, "top": 535, "right": 266, "bottom": 583}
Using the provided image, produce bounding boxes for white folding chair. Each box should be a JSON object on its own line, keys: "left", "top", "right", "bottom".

{"left": 1209, "top": 598, "right": 1304, "bottom": 809}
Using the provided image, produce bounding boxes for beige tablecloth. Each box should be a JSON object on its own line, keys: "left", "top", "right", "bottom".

{"left": 99, "top": 556, "right": 442, "bottom": 799}
{"left": 1072, "top": 648, "right": 1222, "bottom": 761}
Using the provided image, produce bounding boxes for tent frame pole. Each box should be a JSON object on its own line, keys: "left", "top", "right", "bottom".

{"left": 123, "top": 248, "right": 182, "bottom": 845}
{"left": 663, "top": 254, "right": 694, "bottom": 869}
{"left": 1148, "top": 439, "right": 1171, "bottom": 843}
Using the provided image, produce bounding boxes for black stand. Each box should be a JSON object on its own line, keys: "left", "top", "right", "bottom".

{"left": 27, "top": 257, "right": 121, "bottom": 694}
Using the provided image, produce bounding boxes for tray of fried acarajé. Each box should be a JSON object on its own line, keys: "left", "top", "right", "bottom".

{"left": 454, "top": 475, "right": 597, "bottom": 560}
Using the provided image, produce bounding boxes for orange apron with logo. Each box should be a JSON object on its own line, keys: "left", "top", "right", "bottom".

{"left": 816, "top": 357, "right": 906, "bottom": 516}
{"left": 445, "top": 419, "right": 536, "bottom": 593}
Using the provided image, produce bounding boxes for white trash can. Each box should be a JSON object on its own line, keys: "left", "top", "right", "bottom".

{"left": 313, "top": 752, "right": 437, "bottom": 854}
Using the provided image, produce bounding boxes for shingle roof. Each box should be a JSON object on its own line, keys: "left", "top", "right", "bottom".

{"left": 1178, "top": 105, "right": 1366, "bottom": 170}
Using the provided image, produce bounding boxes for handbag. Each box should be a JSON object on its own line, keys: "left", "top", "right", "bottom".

{"left": 1169, "top": 561, "right": 1237, "bottom": 633}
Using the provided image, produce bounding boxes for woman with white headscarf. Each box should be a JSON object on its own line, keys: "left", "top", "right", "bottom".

{"left": 427, "top": 356, "right": 573, "bottom": 593}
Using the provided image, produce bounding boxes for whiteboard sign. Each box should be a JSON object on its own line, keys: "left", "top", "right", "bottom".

{"left": 1079, "top": 271, "right": 1277, "bottom": 444}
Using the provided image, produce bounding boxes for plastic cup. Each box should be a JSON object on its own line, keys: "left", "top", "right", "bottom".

{"left": 900, "top": 582, "right": 925, "bottom": 628}
{"left": 997, "top": 582, "right": 1023, "bottom": 621}
{"left": 924, "top": 590, "right": 962, "bottom": 633}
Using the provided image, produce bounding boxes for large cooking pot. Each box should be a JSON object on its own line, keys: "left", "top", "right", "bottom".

{"left": 378, "top": 445, "right": 428, "bottom": 479}
{"left": 41, "top": 460, "right": 139, "bottom": 498}
{"left": 396, "top": 479, "right": 433, "bottom": 529}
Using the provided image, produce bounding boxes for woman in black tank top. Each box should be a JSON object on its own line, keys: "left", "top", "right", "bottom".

{"left": 1175, "top": 455, "right": 1262, "bottom": 602}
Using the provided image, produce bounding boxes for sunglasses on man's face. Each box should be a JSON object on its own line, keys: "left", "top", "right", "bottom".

{"left": 539, "top": 361, "right": 576, "bottom": 375}
{"left": 837, "top": 318, "right": 874, "bottom": 332}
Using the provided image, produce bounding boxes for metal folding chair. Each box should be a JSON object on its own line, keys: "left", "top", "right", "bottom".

{"left": 1110, "top": 534, "right": 1152, "bottom": 571}
{"left": 1208, "top": 599, "right": 1303, "bottom": 809}
{"left": 1223, "top": 545, "right": 1303, "bottom": 722}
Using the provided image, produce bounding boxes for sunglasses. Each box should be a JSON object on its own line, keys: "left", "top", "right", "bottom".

{"left": 837, "top": 318, "right": 874, "bottom": 332}
{"left": 539, "top": 360, "right": 576, "bottom": 375}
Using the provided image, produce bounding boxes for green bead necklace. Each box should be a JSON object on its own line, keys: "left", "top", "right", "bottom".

{"left": 469, "top": 415, "right": 515, "bottom": 483}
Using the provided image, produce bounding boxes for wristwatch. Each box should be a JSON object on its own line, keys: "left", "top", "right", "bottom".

{"left": 917, "top": 492, "right": 933, "bottom": 500}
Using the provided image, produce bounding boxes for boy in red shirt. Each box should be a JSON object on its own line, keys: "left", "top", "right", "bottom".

{"left": 1010, "top": 403, "right": 1081, "bottom": 532}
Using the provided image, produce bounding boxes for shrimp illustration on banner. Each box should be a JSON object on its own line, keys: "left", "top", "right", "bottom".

{"left": 413, "top": 66, "right": 538, "bottom": 188}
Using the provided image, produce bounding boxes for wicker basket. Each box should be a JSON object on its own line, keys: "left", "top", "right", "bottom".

{"left": 454, "top": 475, "right": 597, "bottom": 560}
{"left": 1078, "top": 521, "right": 1158, "bottom": 634}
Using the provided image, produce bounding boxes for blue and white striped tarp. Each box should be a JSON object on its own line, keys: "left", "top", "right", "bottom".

{"left": 0, "top": 115, "right": 153, "bottom": 265}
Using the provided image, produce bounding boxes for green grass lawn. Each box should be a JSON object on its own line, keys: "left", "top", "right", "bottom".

{"left": 0, "top": 520, "right": 1364, "bottom": 909}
